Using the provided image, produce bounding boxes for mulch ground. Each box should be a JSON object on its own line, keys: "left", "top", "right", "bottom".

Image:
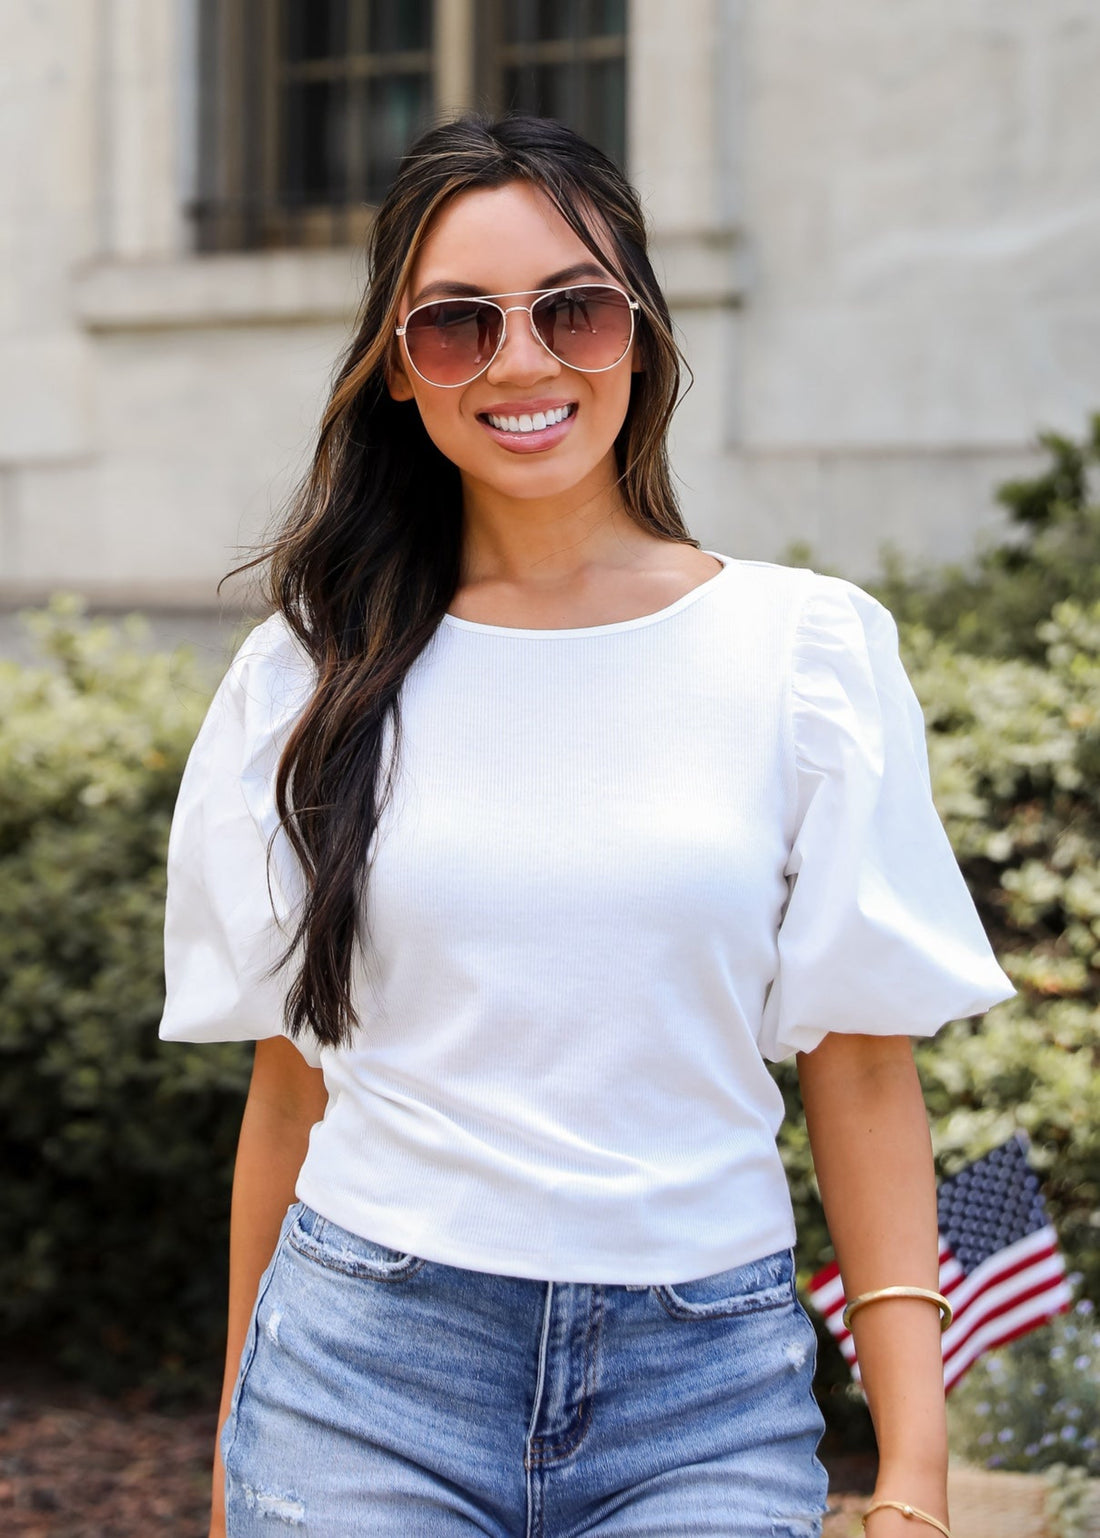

{"left": 0, "top": 1374, "right": 875, "bottom": 1536}
{"left": 0, "top": 1376, "right": 216, "bottom": 1538}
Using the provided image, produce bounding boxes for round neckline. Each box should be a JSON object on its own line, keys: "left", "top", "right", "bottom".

{"left": 441, "top": 551, "right": 733, "bottom": 638}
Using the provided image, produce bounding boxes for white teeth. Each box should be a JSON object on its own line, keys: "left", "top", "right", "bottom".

{"left": 486, "top": 405, "right": 574, "bottom": 433}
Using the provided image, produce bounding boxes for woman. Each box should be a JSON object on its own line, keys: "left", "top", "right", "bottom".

{"left": 160, "top": 115, "right": 1013, "bottom": 1538}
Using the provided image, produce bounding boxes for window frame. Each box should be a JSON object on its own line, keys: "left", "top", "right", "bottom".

{"left": 474, "top": 0, "right": 628, "bottom": 169}
{"left": 193, "top": 0, "right": 627, "bottom": 253}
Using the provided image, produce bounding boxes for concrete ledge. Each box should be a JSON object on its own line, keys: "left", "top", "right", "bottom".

{"left": 71, "top": 231, "right": 747, "bottom": 335}
{"left": 653, "top": 227, "right": 748, "bottom": 310}
{"left": 0, "top": 580, "right": 255, "bottom": 614}
{"left": 72, "top": 250, "right": 365, "bottom": 332}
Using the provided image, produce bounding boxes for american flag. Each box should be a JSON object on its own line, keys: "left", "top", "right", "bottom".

{"left": 807, "top": 1134, "right": 1072, "bottom": 1392}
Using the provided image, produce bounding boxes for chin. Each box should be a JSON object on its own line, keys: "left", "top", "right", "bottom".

{"left": 462, "top": 445, "right": 620, "bottom": 503}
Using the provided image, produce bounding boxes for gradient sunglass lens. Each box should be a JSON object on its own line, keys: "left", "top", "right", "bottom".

{"left": 531, "top": 287, "right": 635, "bottom": 372}
{"left": 402, "top": 300, "right": 505, "bottom": 387}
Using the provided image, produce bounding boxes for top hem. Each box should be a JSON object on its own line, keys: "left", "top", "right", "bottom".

{"left": 292, "top": 1169, "right": 798, "bottom": 1286}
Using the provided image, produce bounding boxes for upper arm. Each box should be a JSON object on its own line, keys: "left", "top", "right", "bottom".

{"left": 248, "top": 1035, "right": 329, "bottom": 1129}
{"left": 796, "top": 1031, "right": 920, "bottom": 1123}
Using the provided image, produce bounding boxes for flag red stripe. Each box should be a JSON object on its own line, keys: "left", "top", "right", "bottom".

{"left": 942, "top": 1237, "right": 1059, "bottom": 1308}
{"left": 806, "top": 1144, "right": 1072, "bottom": 1394}
{"left": 819, "top": 1234, "right": 1062, "bottom": 1343}
{"left": 809, "top": 1260, "right": 840, "bottom": 1289}
{"left": 812, "top": 1228, "right": 1068, "bottom": 1388}
{"left": 943, "top": 1247, "right": 1066, "bottom": 1342}
{"left": 944, "top": 1290, "right": 1072, "bottom": 1391}
{"left": 945, "top": 1270, "right": 1069, "bottom": 1360}
{"left": 809, "top": 1242, "right": 953, "bottom": 1304}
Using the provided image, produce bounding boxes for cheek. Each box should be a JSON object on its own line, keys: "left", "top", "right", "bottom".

{"left": 599, "top": 370, "right": 635, "bottom": 438}
{"left": 407, "top": 391, "right": 467, "bottom": 457}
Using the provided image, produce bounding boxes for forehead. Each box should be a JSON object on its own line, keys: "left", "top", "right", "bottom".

{"left": 406, "top": 181, "right": 614, "bottom": 301}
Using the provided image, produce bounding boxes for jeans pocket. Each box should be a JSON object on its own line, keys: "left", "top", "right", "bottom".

{"left": 655, "top": 1246, "right": 795, "bottom": 1321}
{"left": 287, "top": 1204, "right": 426, "bottom": 1282}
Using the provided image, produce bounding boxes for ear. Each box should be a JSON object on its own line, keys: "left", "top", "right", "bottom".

{"left": 630, "top": 340, "right": 644, "bottom": 374}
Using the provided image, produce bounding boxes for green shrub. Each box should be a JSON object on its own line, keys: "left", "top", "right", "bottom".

{"left": 782, "top": 601, "right": 1100, "bottom": 1445}
{"left": 780, "top": 424, "right": 1100, "bottom": 1452}
{"left": 0, "top": 598, "right": 247, "bottom": 1397}
{"left": 946, "top": 1299, "right": 1100, "bottom": 1477}
{"left": 872, "top": 414, "right": 1100, "bottom": 661}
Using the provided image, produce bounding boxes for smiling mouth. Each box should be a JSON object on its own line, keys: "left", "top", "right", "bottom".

{"left": 478, "top": 403, "right": 577, "bottom": 435}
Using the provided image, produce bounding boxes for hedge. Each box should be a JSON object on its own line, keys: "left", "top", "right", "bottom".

{"left": 0, "top": 600, "right": 248, "bottom": 1396}
{"left": 1, "top": 427, "right": 1097, "bottom": 1434}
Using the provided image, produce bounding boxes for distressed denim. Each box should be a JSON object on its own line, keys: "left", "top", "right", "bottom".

{"left": 222, "top": 1202, "right": 828, "bottom": 1536}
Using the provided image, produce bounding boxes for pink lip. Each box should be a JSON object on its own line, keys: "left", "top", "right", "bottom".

{"left": 477, "top": 401, "right": 578, "bottom": 454}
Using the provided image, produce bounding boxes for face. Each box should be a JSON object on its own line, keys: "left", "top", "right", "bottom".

{"left": 388, "top": 181, "right": 639, "bottom": 508}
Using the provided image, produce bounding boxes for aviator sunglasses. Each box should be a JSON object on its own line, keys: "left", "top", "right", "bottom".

{"left": 395, "top": 283, "right": 640, "bottom": 388}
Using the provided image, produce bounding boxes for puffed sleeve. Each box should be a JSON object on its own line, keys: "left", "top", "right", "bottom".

{"left": 158, "top": 615, "right": 324, "bottom": 1068}
{"left": 757, "top": 576, "right": 1014, "bottom": 1062}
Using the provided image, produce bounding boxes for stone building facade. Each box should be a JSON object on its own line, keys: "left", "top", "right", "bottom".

{"left": 2, "top": 1, "right": 1098, "bottom": 656}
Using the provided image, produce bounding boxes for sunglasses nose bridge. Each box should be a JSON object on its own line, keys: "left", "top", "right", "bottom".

{"left": 485, "top": 301, "right": 560, "bottom": 378}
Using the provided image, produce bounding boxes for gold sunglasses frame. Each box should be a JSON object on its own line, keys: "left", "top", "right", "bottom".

{"left": 395, "top": 283, "right": 640, "bottom": 388}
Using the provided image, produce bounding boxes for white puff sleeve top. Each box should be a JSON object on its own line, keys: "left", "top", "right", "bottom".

{"left": 160, "top": 556, "right": 1013, "bottom": 1283}
{"left": 758, "top": 580, "right": 1008, "bottom": 1060}
{"left": 160, "top": 616, "right": 322, "bottom": 1068}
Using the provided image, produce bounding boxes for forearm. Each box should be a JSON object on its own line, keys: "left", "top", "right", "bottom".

{"left": 798, "top": 1033, "right": 949, "bottom": 1529}
{"left": 211, "top": 1040, "right": 327, "bottom": 1536}
{"left": 216, "top": 1089, "right": 310, "bottom": 1422}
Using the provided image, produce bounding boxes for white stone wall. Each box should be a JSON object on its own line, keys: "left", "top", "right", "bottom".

{"left": 2, "top": 0, "right": 1099, "bottom": 654}
{"left": 0, "top": 0, "right": 362, "bottom": 636}
{"left": 714, "top": 0, "right": 1100, "bottom": 566}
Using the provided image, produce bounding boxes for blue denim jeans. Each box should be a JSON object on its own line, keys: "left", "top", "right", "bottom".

{"left": 221, "top": 1203, "right": 828, "bottom": 1536}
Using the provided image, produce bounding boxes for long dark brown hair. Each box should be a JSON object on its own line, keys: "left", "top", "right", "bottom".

{"left": 253, "top": 113, "right": 696, "bottom": 1051}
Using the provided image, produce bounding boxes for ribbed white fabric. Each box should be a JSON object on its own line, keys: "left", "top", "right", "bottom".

{"left": 159, "top": 554, "right": 1014, "bottom": 1283}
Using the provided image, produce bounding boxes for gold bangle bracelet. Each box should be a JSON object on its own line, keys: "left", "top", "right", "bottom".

{"left": 842, "top": 1286, "right": 953, "bottom": 1333}
{"left": 862, "top": 1499, "right": 951, "bottom": 1537}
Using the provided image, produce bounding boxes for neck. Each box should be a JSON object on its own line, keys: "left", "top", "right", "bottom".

{"left": 457, "top": 460, "right": 650, "bottom": 584}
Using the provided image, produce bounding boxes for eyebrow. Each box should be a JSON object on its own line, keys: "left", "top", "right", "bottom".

{"left": 408, "top": 262, "right": 614, "bottom": 308}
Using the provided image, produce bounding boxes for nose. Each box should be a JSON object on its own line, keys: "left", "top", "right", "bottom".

{"left": 484, "top": 304, "right": 561, "bottom": 386}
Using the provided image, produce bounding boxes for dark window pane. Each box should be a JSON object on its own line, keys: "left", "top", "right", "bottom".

{"left": 282, "top": 78, "right": 348, "bottom": 203}
{"left": 283, "top": 0, "right": 348, "bottom": 62}
{"left": 501, "top": 63, "right": 535, "bottom": 114}
{"left": 365, "top": 72, "right": 433, "bottom": 201}
{"left": 583, "top": 58, "right": 626, "bottom": 167}
{"left": 368, "top": 0, "right": 432, "bottom": 53}
{"left": 539, "top": 62, "right": 579, "bottom": 123}
{"left": 501, "top": 0, "right": 541, "bottom": 44}
{"left": 503, "top": 63, "right": 573, "bottom": 125}
{"left": 502, "top": 1, "right": 624, "bottom": 44}
{"left": 502, "top": 56, "right": 625, "bottom": 167}
{"left": 490, "top": 0, "right": 627, "bottom": 166}
{"left": 528, "top": 0, "right": 577, "bottom": 43}
{"left": 593, "top": 0, "right": 626, "bottom": 37}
